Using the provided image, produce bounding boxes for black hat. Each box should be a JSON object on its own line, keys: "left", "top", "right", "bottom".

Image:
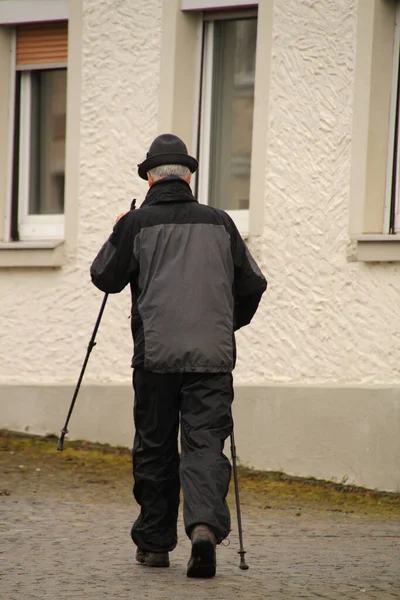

{"left": 137, "top": 133, "right": 198, "bottom": 180}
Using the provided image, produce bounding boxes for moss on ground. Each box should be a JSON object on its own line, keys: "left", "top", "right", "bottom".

{"left": 1, "top": 430, "right": 399, "bottom": 519}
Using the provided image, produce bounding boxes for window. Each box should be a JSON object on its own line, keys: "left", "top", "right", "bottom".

{"left": 181, "top": 0, "right": 257, "bottom": 9}
{"left": 386, "top": 3, "right": 400, "bottom": 235}
{"left": 10, "top": 21, "right": 68, "bottom": 241}
{"left": 349, "top": 0, "right": 400, "bottom": 260}
{"left": 197, "top": 12, "right": 257, "bottom": 233}
{"left": 158, "top": 1, "right": 270, "bottom": 237}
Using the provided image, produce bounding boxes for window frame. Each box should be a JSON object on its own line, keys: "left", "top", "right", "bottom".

{"left": 349, "top": 0, "right": 400, "bottom": 261}
{"left": 196, "top": 9, "right": 258, "bottom": 236}
{"left": 156, "top": 0, "right": 272, "bottom": 238}
{"left": 385, "top": 2, "right": 400, "bottom": 235}
{"left": 9, "top": 30, "right": 67, "bottom": 242}
{"left": 0, "top": 1, "right": 68, "bottom": 25}
{"left": 2, "top": 29, "right": 16, "bottom": 244}
{"left": 16, "top": 67, "right": 67, "bottom": 241}
{"left": 0, "top": 2, "right": 82, "bottom": 267}
{"left": 181, "top": 0, "right": 257, "bottom": 10}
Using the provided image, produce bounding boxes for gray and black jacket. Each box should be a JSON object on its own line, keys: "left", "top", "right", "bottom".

{"left": 90, "top": 177, "right": 267, "bottom": 373}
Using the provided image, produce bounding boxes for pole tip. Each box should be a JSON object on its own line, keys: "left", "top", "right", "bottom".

{"left": 57, "top": 430, "right": 66, "bottom": 451}
{"left": 239, "top": 551, "right": 249, "bottom": 570}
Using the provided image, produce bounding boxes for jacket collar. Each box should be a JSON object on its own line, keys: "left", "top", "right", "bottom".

{"left": 141, "top": 176, "right": 198, "bottom": 208}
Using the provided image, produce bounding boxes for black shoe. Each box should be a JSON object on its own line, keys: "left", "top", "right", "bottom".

{"left": 135, "top": 548, "right": 170, "bottom": 568}
{"left": 187, "top": 525, "right": 217, "bottom": 578}
{"left": 135, "top": 548, "right": 146, "bottom": 564}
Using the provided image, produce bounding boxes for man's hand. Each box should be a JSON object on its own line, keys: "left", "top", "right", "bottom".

{"left": 116, "top": 199, "right": 136, "bottom": 223}
{"left": 116, "top": 211, "right": 129, "bottom": 223}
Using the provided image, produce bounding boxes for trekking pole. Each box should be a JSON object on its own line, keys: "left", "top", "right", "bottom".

{"left": 57, "top": 293, "right": 109, "bottom": 451}
{"left": 57, "top": 199, "right": 136, "bottom": 452}
{"left": 230, "top": 429, "right": 249, "bottom": 570}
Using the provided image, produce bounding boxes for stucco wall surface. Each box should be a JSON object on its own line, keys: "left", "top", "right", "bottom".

{"left": 1, "top": 0, "right": 400, "bottom": 387}
{"left": 1, "top": 0, "right": 162, "bottom": 384}
{"left": 235, "top": 0, "right": 400, "bottom": 385}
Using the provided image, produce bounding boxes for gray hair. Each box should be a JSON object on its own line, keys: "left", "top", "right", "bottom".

{"left": 148, "top": 164, "right": 191, "bottom": 181}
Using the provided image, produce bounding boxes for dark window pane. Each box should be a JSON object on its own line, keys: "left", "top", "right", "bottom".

{"left": 29, "top": 69, "right": 66, "bottom": 215}
{"left": 209, "top": 19, "right": 257, "bottom": 211}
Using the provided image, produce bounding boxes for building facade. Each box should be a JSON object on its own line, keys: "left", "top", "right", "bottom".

{"left": 1, "top": 0, "right": 399, "bottom": 491}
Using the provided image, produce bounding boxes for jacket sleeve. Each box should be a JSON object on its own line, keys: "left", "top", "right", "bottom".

{"left": 90, "top": 212, "right": 139, "bottom": 294}
{"left": 228, "top": 220, "right": 267, "bottom": 331}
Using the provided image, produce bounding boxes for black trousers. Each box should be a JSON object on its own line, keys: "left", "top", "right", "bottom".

{"left": 130, "top": 369, "right": 233, "bottom": 553}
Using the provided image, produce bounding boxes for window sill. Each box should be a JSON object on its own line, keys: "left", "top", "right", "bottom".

{"left": 352, "top": 234, "right": 400, "bottom": 262}
{"left": 226, "top": 209, "right": 249, "bottom": 239}
{"left": 0, "top": 240, "right": 65, "bottom": 267}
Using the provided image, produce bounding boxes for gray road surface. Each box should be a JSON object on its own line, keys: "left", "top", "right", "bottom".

{"left": 1, "top": 495, "right": 399, "bottom": 599}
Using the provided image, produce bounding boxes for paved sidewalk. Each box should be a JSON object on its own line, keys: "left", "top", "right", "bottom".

{"left": 1, "top": 495, "right": 399, "bottom": 600}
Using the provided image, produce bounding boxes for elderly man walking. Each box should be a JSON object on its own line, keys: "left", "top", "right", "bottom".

{"left": 90, "top": 134, "right": 267, "bottom": 578}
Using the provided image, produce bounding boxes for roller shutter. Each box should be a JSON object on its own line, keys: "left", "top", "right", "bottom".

{"left": 16, "top": 21, "right": 68, "bottom": 67}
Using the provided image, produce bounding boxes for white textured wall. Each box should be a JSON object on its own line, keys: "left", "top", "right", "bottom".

{"left": 1, "top": 0, "right": 162, "bottom": 384}
{"left": 236, "top": 0, "right": 400, "bottom": 386}
{"left": 2, "top": 0, "right": 400, "bottom": 387}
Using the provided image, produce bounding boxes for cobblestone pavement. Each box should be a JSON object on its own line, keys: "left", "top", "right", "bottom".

{"left": 1, "top": 494, "right": 399, "bottom": 600}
